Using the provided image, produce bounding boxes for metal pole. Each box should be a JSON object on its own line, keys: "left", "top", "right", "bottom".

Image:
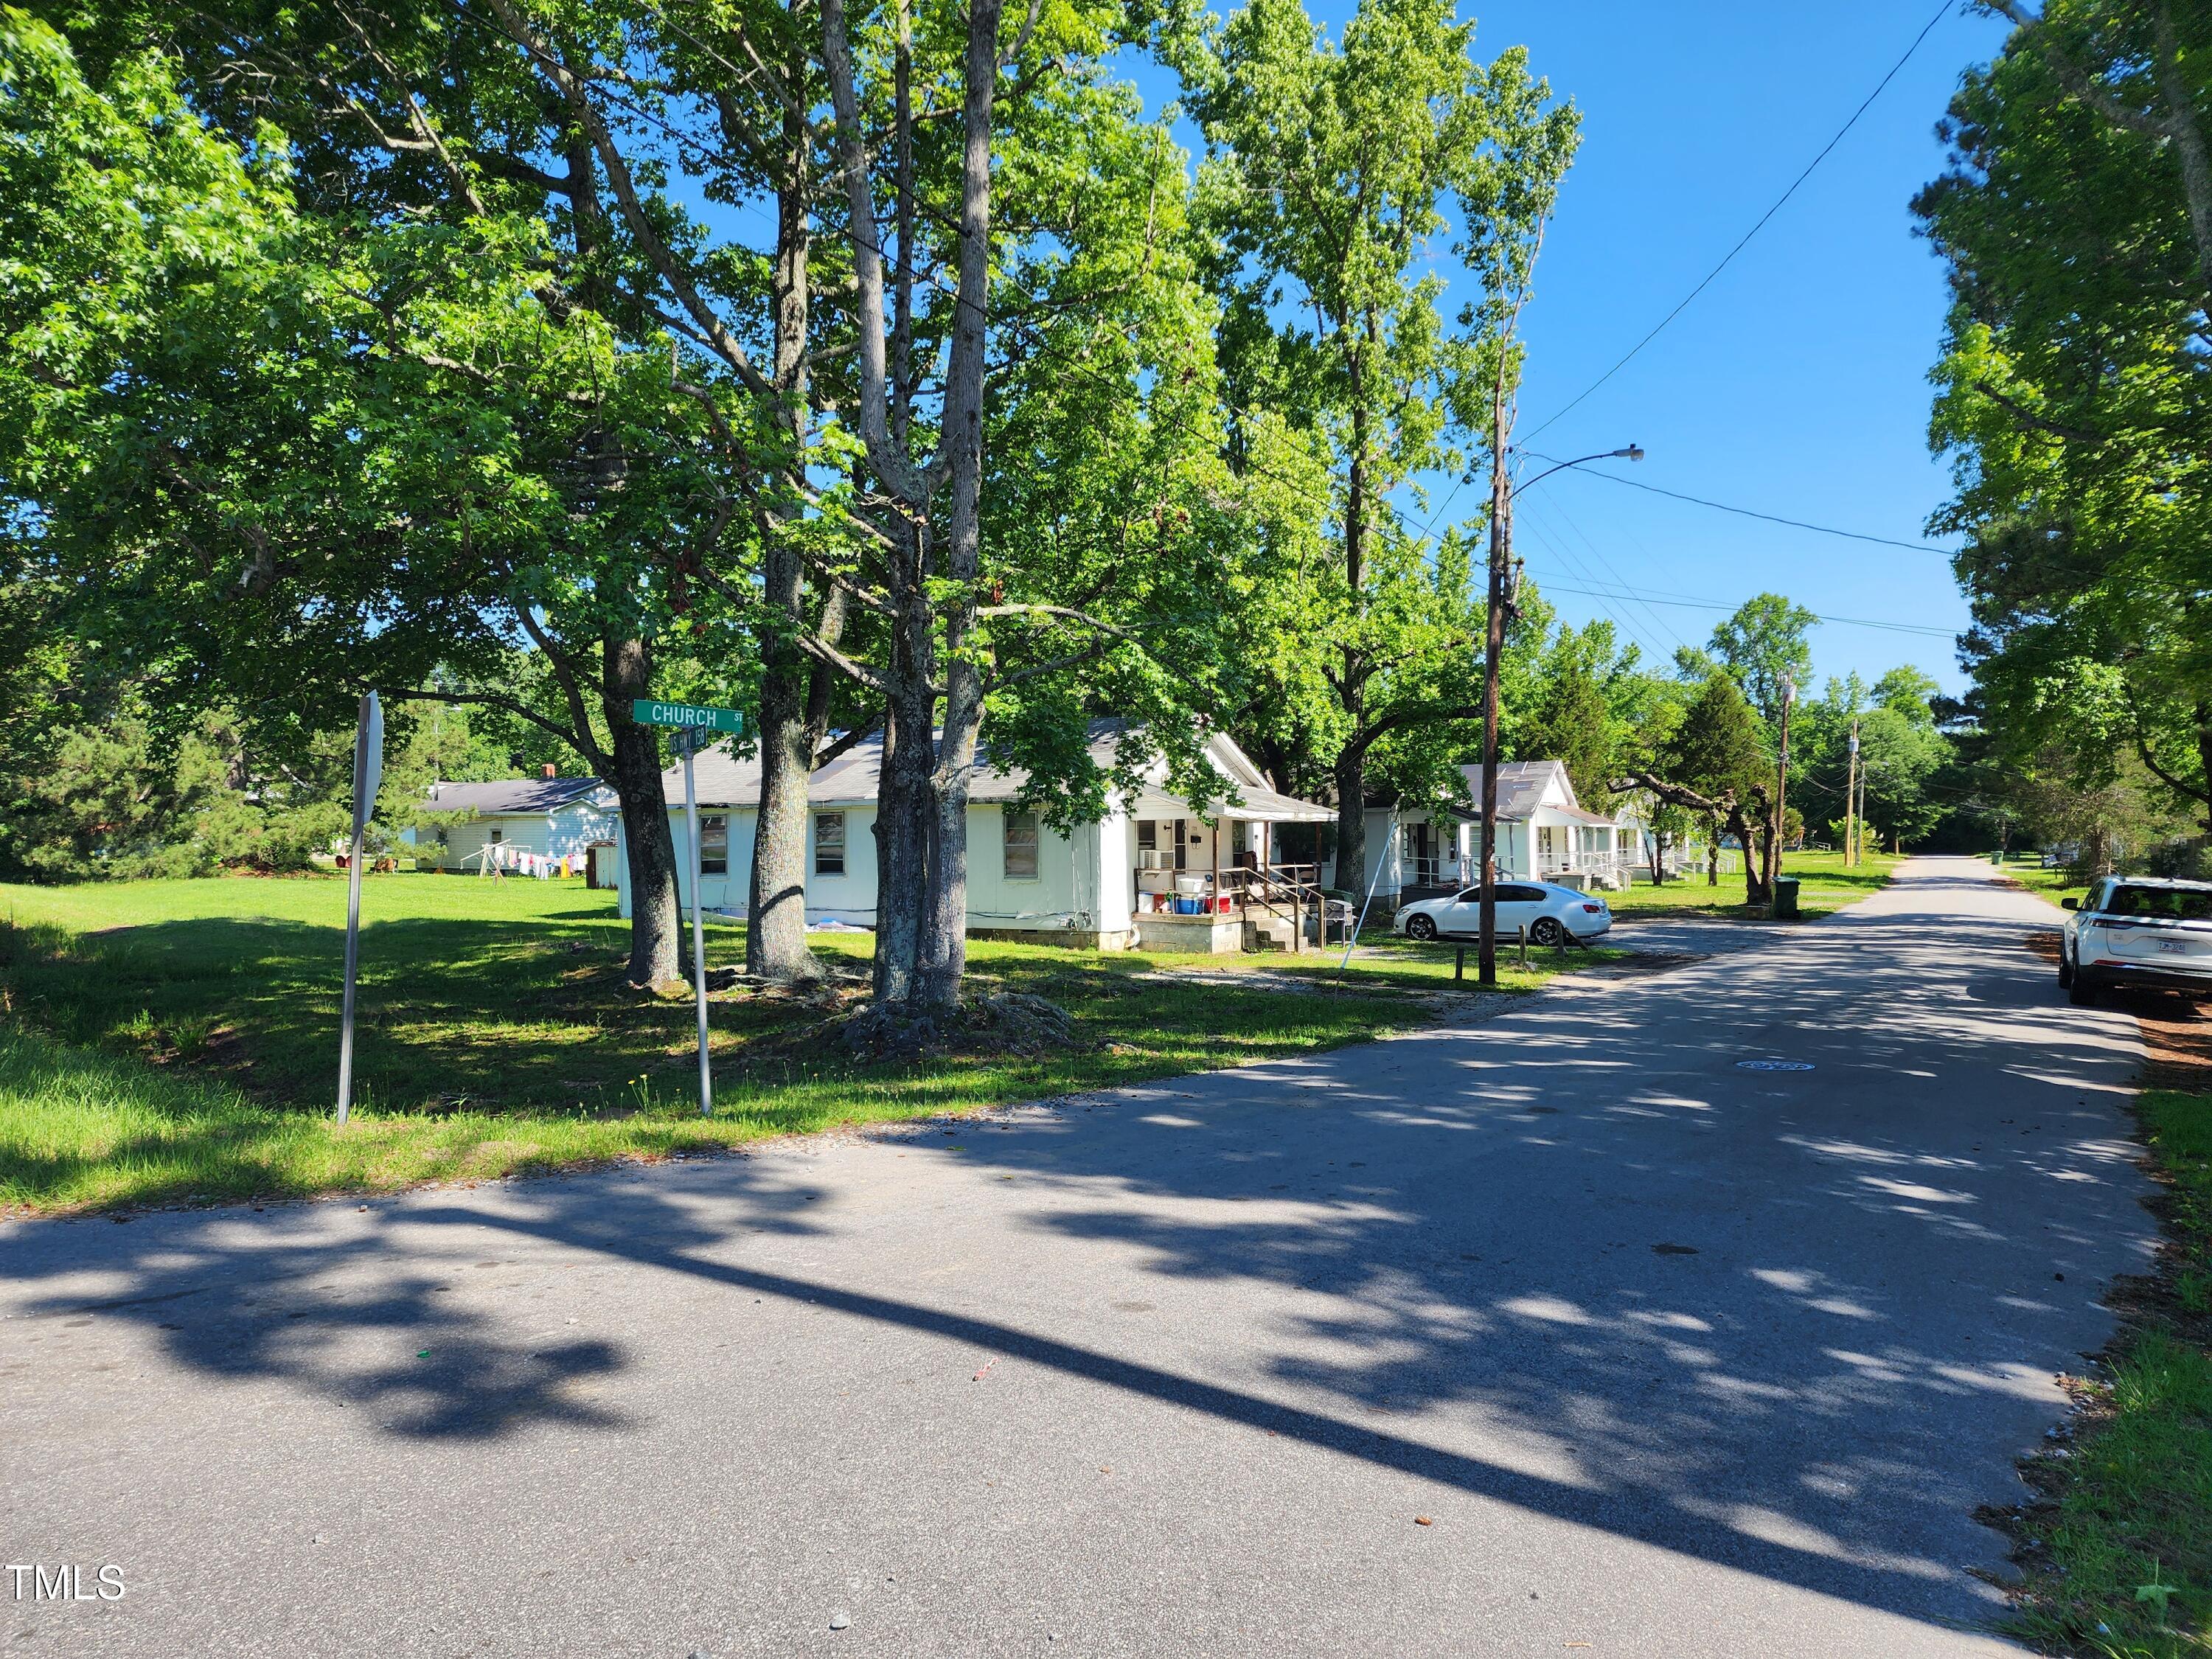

{"left": 1340, "top": 816, "right": 1397, "bottom": 971}
{"left": 1845, "top": 720, "right": 1860, "bottom": 868}
{"left": 335, "top": 691, "right": 376, "bottom": 1124}
{"left": 335, "top": 810, "right": 366, "bottom": 1124}
{"left": 684, "top": 731, "right": 712, "bottom": 1117}
{"left": 1475, "top": 383, "right": 1512, "bottom": 987}
{"left": 1770, "top": 675, "right": 1795, "bottom": 894}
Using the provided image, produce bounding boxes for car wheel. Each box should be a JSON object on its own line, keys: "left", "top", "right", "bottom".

{"left": 2068, "top": 970, "right": 2098, "bottom": 1007}
{"left": 1405, "top": 913, "right": 1438, "bottom": 942}
{"left": 1530, "top": 916, "right": 1566, "bottom": 947}
{"left": 2057, "top": 946, "right": 2075, "bottom": 990}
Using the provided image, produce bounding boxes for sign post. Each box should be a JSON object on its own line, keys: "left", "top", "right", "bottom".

{"left": 336, "top": 690, "right": 383, "bottom": 1124}
{"left": 631, "top": 700, "right": 742, "bottom": 1117}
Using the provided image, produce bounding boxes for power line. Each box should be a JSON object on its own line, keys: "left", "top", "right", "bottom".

{"left": 1536, "top": 578, "right": 1958, "bottom": 639}
{"left": 1510, "top": 502, "right": 1672, "bottom": 663}
{"left": 1527, "top": 483, "right": 1694, "bottom": 658}
{"left": 1522, "top": 0, "right": 1955, "bottom": 444}
{"left": 1522, "top": 451, "right": 1955, "bottom": 553}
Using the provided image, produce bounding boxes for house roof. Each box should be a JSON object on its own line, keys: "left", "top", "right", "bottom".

{"left": 1457, "top": 760, "right": 1568, "bottom": 822}
{"left": 1453, "top": 761, "right": 1635, "bottom": 827}
{"left": 666, "top": 721, "right": 1330, "bottom": 821}
{"left": 425, "top": 778, "right": 604, "bottom": 815}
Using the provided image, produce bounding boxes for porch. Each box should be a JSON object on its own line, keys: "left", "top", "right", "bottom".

{"left": 1129, "top": 784, "right": 1338, "bottom": 954}
{"left": 1130, "top": 862, "right": 1352, "bottom": 953}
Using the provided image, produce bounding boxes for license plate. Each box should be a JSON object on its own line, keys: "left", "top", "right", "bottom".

{"left": 2159, "top": 939, "right": 2189, "bottom": 955}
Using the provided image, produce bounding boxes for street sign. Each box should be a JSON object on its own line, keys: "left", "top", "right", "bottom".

{"left": 631, "top": 699, "right": 742, "bottom": 734}
{"left": 633, "top": 694, "right": 734, "bottom": 1118}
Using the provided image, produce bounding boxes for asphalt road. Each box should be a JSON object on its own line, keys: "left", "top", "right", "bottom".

{"left": 1, "top": 857, "right": 2157, "bottom": 1657}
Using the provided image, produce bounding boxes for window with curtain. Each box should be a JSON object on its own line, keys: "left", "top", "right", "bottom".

{"left": 700, "top": 814, "right": 728, "bottom": 875}
{"left": 814, "top": 812, "right": 845, "bottom": 876}
{"left": 1004, "top": 810, "right": 1040, "bottom": 880}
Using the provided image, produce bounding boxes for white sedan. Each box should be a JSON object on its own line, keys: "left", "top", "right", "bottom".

{"left": 1394, "top": 880, "right": 1612, "bottom": 947}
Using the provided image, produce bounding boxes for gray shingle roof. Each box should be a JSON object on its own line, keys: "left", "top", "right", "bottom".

{"left": 423, "top": 778, "right": 603, "bottom": 815}
{"left": 1457, "top": 760, "right": 1565, "bottom": 822}
{"left": 664, "top": 722, "right": 1324, "bottom": 820}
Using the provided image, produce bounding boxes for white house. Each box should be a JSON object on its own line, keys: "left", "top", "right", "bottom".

{"left": 408, "top": 773, "right": 618, "bottom": 878}
{"left": 614, "top": 723, "right": 1336, "bottom": 953}
{"left": 1341, "top": 761, "right": 1650, "bottom": 901}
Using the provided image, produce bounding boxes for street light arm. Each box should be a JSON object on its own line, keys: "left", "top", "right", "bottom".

{"left": 1510, "top": 445, "right": 1644, "bottom": 499}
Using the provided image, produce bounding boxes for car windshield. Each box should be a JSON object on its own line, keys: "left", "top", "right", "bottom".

{"left": 2106, "top": 884, "right": 2212, "bottom": 922}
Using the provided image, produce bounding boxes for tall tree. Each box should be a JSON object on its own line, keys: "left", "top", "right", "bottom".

{"left": 1919, "top": 0, "right": 2212, "bottom": 830}
{"left": 1175, "top": 0, "right": 1577, "bottom": 890}
{"left": 1514, "top": 618, "right": 1634, "bottom": 806}
{"left": 1708, "top": 592, "right": 1817, "bottom": 730}
{"left": 2, "top": 1, "right": 763, "bottom": 982}
{"left": 1614, "top": 671, "right": 1773, "bottom": 905}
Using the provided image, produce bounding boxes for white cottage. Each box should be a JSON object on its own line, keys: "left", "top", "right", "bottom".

{"left": 408, "top": 773, "right": 618, "bottom": 877}
{"left": 614, "top": 724, "right": 1336, "bottom": 953}
{"left": 1343, "top": 760, "right": 1648, "bottom": 900}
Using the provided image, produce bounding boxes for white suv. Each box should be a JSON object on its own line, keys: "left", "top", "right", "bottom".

{"left": 2060, "top": 875, "right": 2212, "bottom": 1006}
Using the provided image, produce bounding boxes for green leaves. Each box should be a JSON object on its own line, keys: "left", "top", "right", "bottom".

{"left": 1918, "top": 0, "right": 2212, "bottom": 826}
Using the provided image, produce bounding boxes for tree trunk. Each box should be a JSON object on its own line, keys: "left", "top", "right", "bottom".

{"left": 2197, "top": 700, "right": 2212, "bottom": 835}
{"left": 748, "top": 611, "right": 818, "bottom": 982}
{"left": 905, "top": 0, "right": 1000, "bottom": 1015}
{"left": 602, "top": 636, "right": 680, "bottom": 984}
{"left": 1733, "top": 802, "right": 1771, "bottom": 908}
{"left": 743, "top": 84, "right": 821, "bottom": 986}
{"left": 1334, "top": 748, "right": 1367, "bottom": 899}
{"left": 873, "top": 597, "right": 935, "bottom": 1004}
{"left": 1707, "top": 821, "right": 1719, "bottom": 886}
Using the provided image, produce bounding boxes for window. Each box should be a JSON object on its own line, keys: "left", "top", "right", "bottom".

{"left": 1004, "top": 810, "right": 1040, "bottom": 880}
{"left": 700, "top": 814, "right": 728, "bottom": 876}
{"left": 813, "top": 812, "right": 845, "bottom": 877}
{"left": 1136, "top": 820, "right": 1157, "bottom": 852}
{"left": 2110, "top": 883, "right": 2212, "bottom": 922}
{"left": 490, "top": 828, "right": 504, "bottom": 844}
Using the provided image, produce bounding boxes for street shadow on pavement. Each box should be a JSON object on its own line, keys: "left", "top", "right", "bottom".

{"left": 0, "top": 865, "right": 2160, "bottom": 1632}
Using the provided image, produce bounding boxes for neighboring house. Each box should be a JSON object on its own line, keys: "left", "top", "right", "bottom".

{"left": 613, "top": 723, "right": 1335, "bottom": 953}
{"left": 1340, "top": 761, "right": 1652, "bottom": 901}
{"left": 406, "top": 772, "right": 617, "bottom": 876}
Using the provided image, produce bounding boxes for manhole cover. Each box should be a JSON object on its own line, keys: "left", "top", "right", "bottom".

{"left": 1736, "top": 1060, "right": 1815, "bottom": 1072}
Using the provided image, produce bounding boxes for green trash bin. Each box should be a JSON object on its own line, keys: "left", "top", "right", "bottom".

{"left": 1773, "top": 875, "right": 1801, "bottom": 919}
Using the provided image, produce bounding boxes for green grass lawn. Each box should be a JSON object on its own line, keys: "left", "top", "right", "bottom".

{"left": 1605, "top": 848, "right": 1903, "bottom": 921}
{"left": 2006, "top": 1087, "right": 2212, "bottom": 1658}
{"left": 1997, "top": 852, "right": 2094, "bottom": 911}
{"left": 0, "top": 872, "right": 1589, "bottom": 1215}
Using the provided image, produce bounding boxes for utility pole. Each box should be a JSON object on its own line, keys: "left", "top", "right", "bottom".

{"left": 1854, "top": 745, "right": 1868, "bottom": 866}
{"left": 1475, "top": 383, "right": 1512, "bottom": 987}
{"left": 1770, "top": 674, "right": 1795, "bottom": 894}
{"left": 1844, "top": 718, "right": 1860, "bottom": 867}
{"left": 1472, "top": 437, "right": 1641, "bottom": 984}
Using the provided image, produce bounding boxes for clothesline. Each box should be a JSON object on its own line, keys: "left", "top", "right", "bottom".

{"left": 460, "top": 843, "right": 585, "bottom": 880}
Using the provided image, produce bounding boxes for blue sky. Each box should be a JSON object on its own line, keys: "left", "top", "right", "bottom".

{"left": 1122, "top": 0, "right": 2011, "bottom": 696}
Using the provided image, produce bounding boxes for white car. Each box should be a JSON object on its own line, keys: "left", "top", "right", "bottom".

{"left": 2060, "top": 875, "right": 2212, "bottom": 1006}
{"left": 1394, "top": 880, "right": 1612, "bottom": 947}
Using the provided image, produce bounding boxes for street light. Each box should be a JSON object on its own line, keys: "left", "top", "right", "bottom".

{"left": 1473, "top": 442, "right": 1645, "bottom": 987}
{"left": 1513, "top": 445, "right": 1644, "bottom": 498}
